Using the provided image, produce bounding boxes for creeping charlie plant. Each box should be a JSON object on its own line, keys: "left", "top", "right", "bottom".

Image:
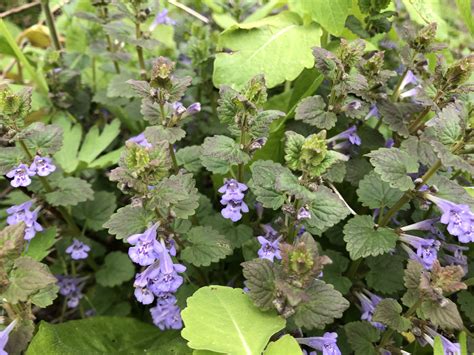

{"left": 0, "top": 0, "right": 473, "bottom": 354}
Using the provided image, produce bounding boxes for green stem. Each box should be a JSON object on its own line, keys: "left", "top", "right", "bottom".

{"left": 346, "top": 259, "right": 362, "bottom": 280}
{"left": 237, "top": 114, "right": 248, "bottom": 182}
{"left": 391, "top": 67, "right": 409, "bottom": 102}
{"left": 135, "top": 22, "right": 147, "bottom": 80}
{"left": 168, "top": 143, "right": 179, "bottom": 172}
{"left": 99, "top": 6, "right": 121, "bottom": 74}
{"left": 40, "top": 0, "right": 61, "bottom": 51}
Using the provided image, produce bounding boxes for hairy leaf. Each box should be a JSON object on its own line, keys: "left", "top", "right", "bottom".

{"left": 294, "top": 95, "right": 337, "bottom": 129}
{"left": 344, "top": 321, "right": 380, "bottom": 355}
{"left": 44, "top": 177, "right": 94, "bottom": 207}
{"left": 242, "top": 259, "right": 277, "bottom": 311}
{"left": 73, "top": 191, "right": 117, "bottom": 231}
{"left": 372, "top": 299, "right": 411, "bottom": 332}
{"left": 264, "top": 334, "right": 302, "bottom": 355}
{"left": 103, "top": 205, "right": 154, "bottom": 241}
{"left": 96, "top": 252, "right": 135, "bottom": 287}
{"left": 201, "top": 135, "right": 250, "bottom": 174}
{"left": 24, "top": 227, "right": 57, "bottom": 262}
{"left": 357, "top": 171, "right": 405, "bottom": 209}
{"left": 21, "top": 122, "right": 63, "bottom": 155}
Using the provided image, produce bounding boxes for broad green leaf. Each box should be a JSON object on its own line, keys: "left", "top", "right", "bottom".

{"left": 26, "top": 317, "right": 188, "bottom": 354}
{"left": 176, "top": 146, "right": 203, "bottom": 173}
{"left": 181, "top": 286, "right": 285, "bottom": 355}
{"left": 294, "top": 95, "right": 337, "bottom": 130}
{"left": 95, "top": 252, "right": 135, "bottom": 287}
{"left": 456, "top": 0, "right": 474, "bottom": 34}
{"left": 372, "top": 299, "right": 411, "bottom": 332}
{"left": 343, "top": 215, "right": 398, "bottom": 260}
{"left": 0, "top": 147, "right": 23, "bottom": 175}
{"left": 0, "top": 223, "right": 26, "bottom": 268}
{"left": 200, "top": 135, "right": 250, "bottom": 174}
{"left": 357, "top": 171, "right": 404, "bottom": 209}
{"left": 430, "top": 140, "right": 474, "bottom": 176}
{"left": 44, "top": 177, "right": 94, "bottom": 207}
{"left": 304, "top": 186, "right": 350, "bottom": 235}
{"left": 321, "top": 250, "right": 352, "bottom": 294}
{"left": 420, "top": 299, "right": 463, "bottom": 330}
{"left": 201, "top": 215, "right": 253, "bottom": 248}
{"left": 264, "top": 335, "right": 302, "bottom": 355}
{"left": 424, "top": 105, "right": 464, "bottom": 146}
{"left": 52, "top": 114, "right": 82, "bottom": 173}
{"left": 213, "top": 11, "right": 322, "bottom": 89}
{"left": 30, "top": 284, "right": 60, "bottom": 308}
{"left": 181, "top": 226, "right": 233, "bottom": 267}
{"left": 24, "top": 227, "right": 57, "bottom": 261}
{"left": 107, "top": 73, "right": 137, "bottom": 98}
{"left": 433, "top": 336, "right": 444, "bottom": 355}
{"left": 73, "top": 191, "right": 117, "bottom": 231}
{"left": 144, "top": 125, "right": 186, "bottom": 145}
{"left": 21, "top": 122, "right": 63, "bottom": 155}
{"left": 103, "top": 205, "right": 154, "bottom": 241}
{"left": 242, "top": 259, "right": 277, "bottom": 310}
{"left": 77, "top": 119, "right": 120, "bottom": 164}
{"left": 366, "top": 148, "right": 419, "bottom": 191}
{"left": 2, "top": 256, "right": 57, "bottom": 304}
{"left": 293, "top": 280, "right": 349, "bottom": 330}
{"left": 288, "top": 0, "right": 352, "bottom": 36}
{"left": 87, "top": 148, "right": 124, "bottom": 169}
{"left": 401, "top": 0, "right": 450, "bottom": 39}
{"left": 248, "top": 160, "right": 294, "bottom": 209}
{"left": 344, "top": 321, "right": 380, "bottom": 355}
{"left": 457, "top": 291, "right": 474, "bottom": 323}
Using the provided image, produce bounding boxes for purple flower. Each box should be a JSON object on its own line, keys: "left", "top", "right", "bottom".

{"left": 0, "top": 319, "right": 17, "bottom": 354}
{"left": 150, "top": 302, "right": 182, "bottom": 330}
{"left": 218, "top": 179, "right": 248, "bottom": 202}
{"left": 342, "top": 100, "right": 361, "bottom": 112}
{"left": 67, "top": 291, "right": 83, "bottom": 308}
{"left": 221, "top": 200, "right": 249, "bottom": 222}
{"left": 56, "top": 275, "right": 84, "bottom": 308}
{"left": 173, "top": 102, "right": 186, "bottom": 115}
{"left": 400, "top": 234, "right": 440, "bottom": 270}
{"left": 442, "top": 243, "right": 468, "bottom": 273}
{"left": 7, "top": 201, "right": 43, "bottom": 240}
{"left": 384, "top": 138, "right": 394, "bottom": 148}
{"left": 66, "top": 239, "right": 91, "bottom": 260}
{"left": 29, "top": 155, "right": 56, "bottom": 176}
{"left": 149, "top": 265, "right": 185, "bottom": 294}
{"left": 257, "top": 236, "right": 281, "bottom": 262}
{"left": 297, "top": 207, "right": 311, "bottom": 220}
{"left": 426, "top": 195, "right": 474, "bottom": 243}
{"left": 355, "top": 290, "right": 386, "bottom": 330}
{"left": 134, "top": 287, "right": 154, "bottom": 305}
{"left": 186, "top": 102, "right": 201, "bottom": 115}
{"left": 6, "top": 163, "right": 35, "bottom": 187}
{"left": 327, "top": 126, "right": 361, "bottom": 147}
{"left": 128, "top": 223, "right": 161, "bottom": 266}
{"left": 127, "top": 132, "right": 152, "bottom": 148}
{"left": 423, "top": 327, "right": 460, "bottom": 355}
{"left": 399, "top": 70, "right": 418, "bottom": 92}
{"left": 149, "top": 8, "right": 176, "bottom": 31}
{"left": 365, "top": 105, "right": 379, "bottom": 120}
{"left": 297, "top": 332, "right": 341, "bottom": 355}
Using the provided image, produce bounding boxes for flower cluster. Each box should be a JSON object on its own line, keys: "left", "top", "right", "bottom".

{"left": 218, "top": 179, "right": 249, "bottom": 222}
{"left": 6, "top": 200, "right": 43, "bottom": 240}
{"left": 297, "top": 332, "right": 341, "bottom": 355}
{"left": 66, "top": 239, "right": 91, "bottom": 260}
{"left": 257, "top": 225, "right": 282, "bottom": 262}
{"left": 419, "top": 327, "right": 460, "bottom": 354}
{"left": 128, "top": 223, "right": 185, "bottom": 330}
{"left": 149, "top": 8, "right": 176, "bottom": 31}
{"left": 426, "top": 195, "right": 474, "bottom": 243}
{"left": 355, "top": 290, "right": 385, "bottom": 330}
{"left": 57, "top": 275, "right": 84, "bottom": 308}
{"left": 5, "top": 155, "right": 56, "bottom": 187}
{"left": 399, "top": 234, "right": 441, "bottom": 270}
{"left": 127, "top": 132, "right": 152, "bottom": 148}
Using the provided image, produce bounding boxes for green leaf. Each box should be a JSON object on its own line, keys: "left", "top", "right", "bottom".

{"left": 95, "top": 252, "right": 135, "bottom": 287}
{"left": 288, "top": 0, "right": 352, "bottom": 36}
{"left": 284, "top": 131, "right": 305, "bottom": 172}
{"left": 21, "top": 122, "right": 63, "bottom": 155}
{"left": 30, "top": 284, "right": 60, "bottom": 308}
{"left": 0, "top": 147, "right": 23, "bottom": 175}
{"left": 200, "top": 135, "right": 250, "bottom": 174}
{"left": 344, "top": 321, "right": 380, "bottom": 355}
{"left": 151, "top": 173, "right": 200, "bottom": 219}
{"left": 213, "top": 11, "right": 322, "bottom": 89}
{"left": 420, "top": 299, "right": 463, "bottom": 330}
{"left": 144, "top": 125, "right": 186, "bottom": 145}
{"left": 181, "top": 286, "right": 285, "bottom": 355}
{"left": 294, "top": 95, "right": 337, "bottom": 130}
{"left": 457, "top": 291, "right": 474, "bottom": 323}
{"left": 242, "top": 259, "right": 277, "bottom": 311}
{"left": 424, "top": 105, "right": 463, "bottom": 146}
{"left": 24, "top": 227, "right": 57, "bottom": 261}
{"left": 321, "top": 250, "right": 352, "bottom": 294}
{"left": 264, "top": 334, "right": 302, "bottom": 355}
{"left": 176, "top": 146, "right": 203, "bottom": 173}
{"left": 44, "top": 177, "right": 94, "bottom": 207}
{"left": 293, "top": 280, "right": 349, "bottom": 330}
{"left": 377, "top": 101, "right": 418, "bottom": 138}
{"left": 372, "top": 299, "right": 411, "bottom": 332}
{"left": 73, "top": 191, "right": 117, "bottom": 231}
{"left": 52, "top": 114, "right": 82, "bottom": 173}
{"left": 456, "top": 0, "right": 474, "bottom": 34}
{"left": 366, "top": 147, "right": 419, "bottom": 191}
{"left": 357, "top": 171, "right": 404, "bottom": 209}
{"left": 107, "top": 73, "right": 137, "bottom": 98}
{"left": 304, "top": 186, "right": 350, "bottom": 235}
{"left": 181, "top": 226, "right": 233, "bottom": 267}
{"left": 2, "top": 256, "right": 57, "bottom": 304}
{"left": 202, "top": 215, "right": 253, "bottom": 248}
{"left": 103, "top": 205, "right": 154, "bottom": 241}
{"left": 343, "top": 215, "right": 398, "bottom": 260}
{"left": 400, "top": 136, "right": 438, "bottom": 166}
{"left": 433, "top": 335, "right": 444, "bottom": 355}
{"left": 27, "top": 317, "right": 188, "bottom": 354}
{"left": 430, "top": 140, "right": 474, "bottom": 176}
{"left": 248, "top": 160, "right": 292, "bottom": 209}
{"left": 77, "top": 120, "right": 120, "bottom": 164}
{"left": 366, "top": 255, "right": 405, "bottom": 294}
